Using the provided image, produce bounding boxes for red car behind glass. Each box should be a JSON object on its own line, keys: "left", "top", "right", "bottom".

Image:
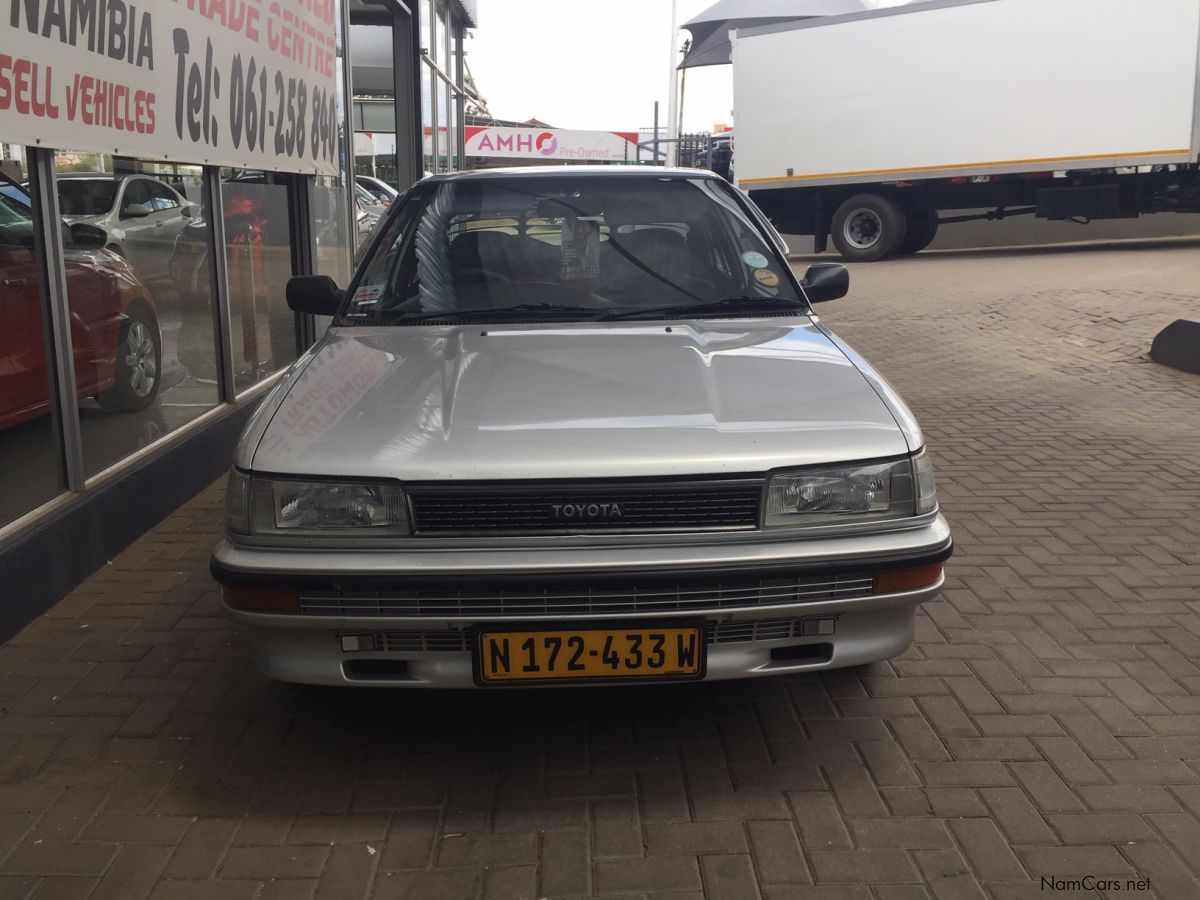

{"left": 0, "top": 180, "right": 161, "bottom": 431}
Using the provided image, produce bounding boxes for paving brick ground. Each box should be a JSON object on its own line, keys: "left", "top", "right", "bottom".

{"left": 1, "top": 237, "right": 1199, "bottom": 899}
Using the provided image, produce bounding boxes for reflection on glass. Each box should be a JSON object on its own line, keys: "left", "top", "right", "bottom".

{"left": 434, "top": 1, "right": 446, "bottom": 63}
{"left": 450, "top": 24, "right": 462, "bottom": 172}
{"left": 422, "top": 63, "right": 434, "bottom": 176}
{"left": 314, "top": 175, "right": 352, "bottom": 287}
{"left": 0, "top": 151, "right": 65, "bottom": 523}
{"left": 319, "top": 0, "right": 353, "bottom": 333}
{"left": 437, "top": 79, "right": 451, "bottom": 173}
{"left": 220, "top": 169, "right": 298, "bottom": 392}
{"left": 348, "top": 21, "right": 398, "bottom": 183}
{"left": 53, "top": 154, "right": 220, "bottom": 477}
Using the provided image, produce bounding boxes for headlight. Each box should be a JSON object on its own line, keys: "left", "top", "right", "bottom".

{"left": 764, "top": 452, "right": 937, "bottom": 528}
{"left": 225, "top": 470, "right": 409, "bottom": 538}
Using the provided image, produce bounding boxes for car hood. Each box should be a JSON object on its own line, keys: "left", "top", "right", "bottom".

{"left": 60, "top": 213, "right": 107, "bottom": 226}
{"left": 64, "top": 246, "right": 147, "bottom": 293}
{"left": 247, "top": 319, "right": 911, "bottom": 480}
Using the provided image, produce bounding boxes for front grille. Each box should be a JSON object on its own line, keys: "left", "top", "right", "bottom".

{"left": 341, "top": 619, "right": 836, "bottom": 653}
{"left": 372, "top": 629, "right": 472, "bottom": 652}
{"left": 302, "top": 572, "right": 873, "bottom": 618}
{"left": 709, "top": 617, "right": 834, "bottom": 644}
{"left": 406, "top": 478, "right": 762, "bottom": 535}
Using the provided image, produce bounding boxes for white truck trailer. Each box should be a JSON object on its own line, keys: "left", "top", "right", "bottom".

{"left": 732, "top": 0, "right": 1200, "bottom": 260}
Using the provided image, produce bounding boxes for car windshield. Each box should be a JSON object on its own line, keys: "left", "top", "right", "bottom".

{"left": 0, "top": 187, "right": 33, "bottom": 246}
{"left": 355, "top": 184, "right": 378, "bottom": 207}
{"left": 359, "top": 180, "right": 394, "bottom": 202}
{"left": 338, "top": 175, "right": 802, "bottom": 324}
{"left": 57, "top": 179, "right": 119, "bottom": 216}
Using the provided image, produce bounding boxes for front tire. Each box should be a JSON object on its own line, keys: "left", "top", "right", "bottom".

{"left": 97, "top": 304, "right": 161, "bottom": 412}
{"left": 896, "top": 210, "right": 940, "bottom": 255}
{"left": 831, "top": 194, "right": 907, "bottom": 262}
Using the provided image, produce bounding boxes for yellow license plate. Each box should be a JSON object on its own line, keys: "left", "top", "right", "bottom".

{"left": 476, "top": 626, "right": 705, "bottom": 684}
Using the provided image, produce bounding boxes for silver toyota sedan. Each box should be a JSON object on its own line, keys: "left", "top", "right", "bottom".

{"left": 211, "top": 166, "right": 952, "bottom": 687}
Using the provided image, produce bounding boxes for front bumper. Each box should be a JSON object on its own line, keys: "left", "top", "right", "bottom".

{"left": 212, "top": 515, "right": 951, "bottom": 687}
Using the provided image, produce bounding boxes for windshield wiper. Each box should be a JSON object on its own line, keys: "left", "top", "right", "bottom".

{"left": 391, "top": 303, "right": 609, "bottom": 325}
{"left": 599, "top": 297, "right": 809, "bottom": 321}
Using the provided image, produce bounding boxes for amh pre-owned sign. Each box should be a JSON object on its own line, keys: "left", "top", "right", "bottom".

{"left": 1, "top": 0, "right": 341, "bottom": 176}
{"left": 464, "top": 126, "right": 640, "bottom": 162}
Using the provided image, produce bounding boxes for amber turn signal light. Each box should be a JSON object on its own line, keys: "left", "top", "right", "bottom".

{"left": 873, "top": 564, "right": 943, "bottom": 594}
{"left": 223, "top": 586, "right": 301, "bottom": 614}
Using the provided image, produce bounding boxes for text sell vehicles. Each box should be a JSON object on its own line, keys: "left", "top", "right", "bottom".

{"left": 211, "top": 167, "right": 952, "bottom": 687}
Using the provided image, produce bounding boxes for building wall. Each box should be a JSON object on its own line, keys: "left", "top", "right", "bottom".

{"left": 0, "top": 0, "right": 464, "bottom": 638}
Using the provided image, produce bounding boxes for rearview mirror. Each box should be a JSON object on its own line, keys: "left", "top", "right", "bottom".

{"left": 121, "top": 204, "right": 151, "bottom": 219}
{"left": 286, "top": 275, "right": 342, "bottom": 316}
{"left": 536, "top": 197, "right": 594, "bottom": 220}
{"left": 800, "top": 263, "right": 849, "bottom": 303}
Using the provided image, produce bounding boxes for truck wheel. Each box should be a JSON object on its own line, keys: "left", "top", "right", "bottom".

{"left": 97, "top": 304, "right": 161, "bottom": 412}
{"left": 896, "top": 210, "right": 940, "bottom": 255}
{"left": 831, "top": 194, "right": 907, "bottom": 262}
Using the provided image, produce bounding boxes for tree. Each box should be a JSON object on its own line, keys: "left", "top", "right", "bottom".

{"left": 463, "top": 62, "right": 491, "bottom": 119}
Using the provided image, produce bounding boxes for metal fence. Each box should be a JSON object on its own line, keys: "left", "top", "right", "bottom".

{"left": 635, "top": 133, "right": 734, "bottom": 181}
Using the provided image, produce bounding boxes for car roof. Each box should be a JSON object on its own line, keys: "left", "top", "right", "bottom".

{"left": 423, "top": 165, "right": 725, "bottom": 184}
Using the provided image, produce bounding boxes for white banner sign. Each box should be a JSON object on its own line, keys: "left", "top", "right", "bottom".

{"left": 0, "top": 0, "right": 341, "bottom": 176}
{"left": 464, "top": 126, "right": 640, "bottom": 162}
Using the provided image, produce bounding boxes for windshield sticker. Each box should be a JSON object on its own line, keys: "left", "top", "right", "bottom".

{"left": 742, "top": 251, "right": 770, "bottom": 269}
{"left": 560, "top": 219, "right": 601, "bottom": 281}
{"left": 351, "top": 284, "right": 385, "bottom": 306}
{"left": 754, "top": 269, "right": 780, "bottom": 288}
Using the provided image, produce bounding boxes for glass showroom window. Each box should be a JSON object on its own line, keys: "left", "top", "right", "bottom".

{"left": 315, "top": 0, "right": 353, "bottom": 288}
{"left": 356, "top": 101, "right": 399, "bottom": 186}
{"left": 0, "top": 147, "right": 66, "bottom": 526}
{"left": 448, "top": 16, "right": 462, "bottom": 172}
{"left": 313, "top": 175, "right": 353, "bottom": 295}
{"left": 52, "top": 153, "right": 220, "bottom": 478}
{"left": 435, "top": 2, "right": 448, "bottom": 65}
{"left": 422, "top": 62, "right": 435, "bottom": 176}
{"left": 450, "top": 17, "right": 463, "bottom": 88}
{"left": 424, "top": 3, "right": 439, "bottom": 173}
{"left": 219, "top": 170, "right": 299, "bottom": 394}
{"left": 446, "top": 86, "right": 460, "bottom": 173}
{"left": 436, "top": 79, "right": 451, "bottom": 173}
{"left": 433, "top": 6, "right": 454, "bottom": 175}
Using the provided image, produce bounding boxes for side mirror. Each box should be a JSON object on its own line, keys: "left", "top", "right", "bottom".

{"left": 68, "top": 222, "right": 107, "bottom": 248}
{"left": 286, "top": 275, "right": 342, "bottom": 316}
{"left": 122, "top": 204, "right": 151, "bottom": 219}
{"left": 181, "top": 204, "right": 200, "bottom": 219}
{"left": 800, "top": 262, "right": 849, "bottom": 303}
